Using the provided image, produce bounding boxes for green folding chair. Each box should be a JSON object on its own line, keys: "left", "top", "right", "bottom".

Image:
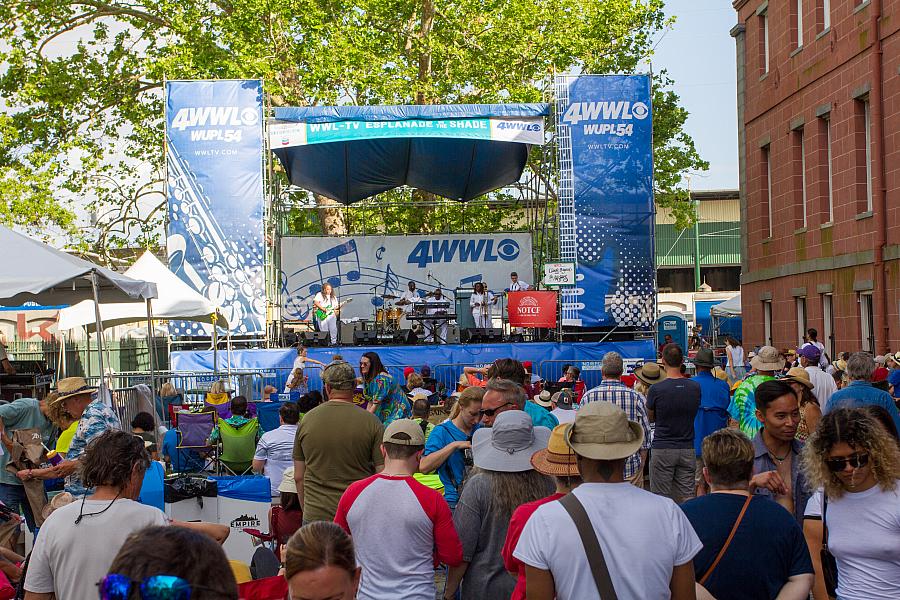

{"left": 217, "top": 418, "right": 260, "bottom": 476}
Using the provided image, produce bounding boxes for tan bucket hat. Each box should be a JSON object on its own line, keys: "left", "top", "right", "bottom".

{"left": 783, "top": 367, "right": 814, "bottom": 390}
{"left": 634, "top": 362, "right": 666, "bottom": 386}
{"left": 750, "top": 346, "right": 785, "bottom": 372}
{"left": 565, "top": 401, "right": 643, "bottom": 461}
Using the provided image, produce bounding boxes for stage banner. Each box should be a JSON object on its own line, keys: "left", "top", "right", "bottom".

{"left": 558, "top": 75, "right": 656, "bottom": 329}
{"left": 280, "top": 233, "right": 533, "bottom": 322}
{"left": 507, "top": 291, "right": 557, "bottom": 328}
{"left": 165, "top": 80, "right": 266, "bottom": 335}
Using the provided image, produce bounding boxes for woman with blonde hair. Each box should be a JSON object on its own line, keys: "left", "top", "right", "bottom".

{"left": 802, "top": 408, "right": 900, "bottom": 600}
{"left": 420, "top": 387, "right": 484, "bottom": 510}
{"left": 284, "top": 521, "right": 360, "bottom": 600}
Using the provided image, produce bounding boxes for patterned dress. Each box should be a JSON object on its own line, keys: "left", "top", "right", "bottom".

{"left": 65, "top": 399, "right": 122, "bottom": 496}
{"left": 364, "top": 373, "right": 411, "bottom": 425}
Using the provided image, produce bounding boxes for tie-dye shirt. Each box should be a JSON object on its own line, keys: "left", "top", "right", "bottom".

{"left": 727, "top": 374, "right": 774, "bottom": 438}
{"left": 65, "top": 399, "right": 122, "bottom": 496}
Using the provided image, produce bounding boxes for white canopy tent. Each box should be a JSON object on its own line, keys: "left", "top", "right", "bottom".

{"left": 0, "top": 225, "right": 158, "bottom": 391}
{"left": 710, "top": 294, "right": 741, "bottom": 318}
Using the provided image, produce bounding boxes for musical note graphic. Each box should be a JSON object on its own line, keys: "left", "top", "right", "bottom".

{"left": 459, "top": 274, "right": 483, "bottom": 287}
{"left": 309, "top": 240, "right": 362, "bottom": 294}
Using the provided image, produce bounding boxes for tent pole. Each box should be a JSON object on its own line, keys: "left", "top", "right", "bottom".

{"left": 90, "top": 271, "right": 109, "bottom": 403}
{"left": 212, "top": 323, "right": 218, "bottom": 375}
{"left": 145, "top": 299, "right": 160, "bottom": 432}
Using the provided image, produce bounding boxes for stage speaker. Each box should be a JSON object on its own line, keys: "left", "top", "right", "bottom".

{"left": 353, "top": 330, "right": 379, "bottom": 346}
{"left": 393, "top": 329, "right": 418, "bottom": 345}
{"left": 463, "top": 327, "right": 504, "bottom": 343}
{"left": 300, "top": 331, "right": 329, "bottom": 347}
{"left": 445, "top": 325, "right": 460, "bottom": 344}
{"left": 283, "top": 331, "right": 299, "bottom": 347}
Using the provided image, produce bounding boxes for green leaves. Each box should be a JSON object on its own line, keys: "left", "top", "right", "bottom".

{"left": 0, "top": 0, "right": 706, "bottom": 253}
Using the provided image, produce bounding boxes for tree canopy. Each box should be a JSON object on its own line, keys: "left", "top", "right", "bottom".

{"left": 0, "top": 0, "right": 707, "bottom": 253}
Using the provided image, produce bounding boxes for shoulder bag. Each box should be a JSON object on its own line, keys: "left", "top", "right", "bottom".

{"left": 699, "top": 494, "right": 752, "bottom": 585}
{"left": 559, "top": 492, "right": 618, "bottom": 599}
{"left": 820, "top": 495, "right": 839, "bottom": 597}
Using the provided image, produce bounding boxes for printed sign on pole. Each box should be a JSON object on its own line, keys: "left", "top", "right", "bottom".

{"left": 542, "top": 262, "right": 576, "bottom": 288}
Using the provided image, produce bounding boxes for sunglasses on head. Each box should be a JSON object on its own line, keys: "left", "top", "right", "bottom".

{"left": 825, "top": 453, "right": 870, "bottom": 472}
{"left": 478, "top": 401, "right": 513, "bottom": 417}
{"left": 98, "top": 574, "right": 217, "bottom": 600}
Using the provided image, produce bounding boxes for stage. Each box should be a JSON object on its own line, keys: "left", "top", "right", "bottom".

{"left": 171, "top": 339, "right": 656, "bottom": 393}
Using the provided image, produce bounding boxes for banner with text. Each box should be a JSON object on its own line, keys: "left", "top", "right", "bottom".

{"left": 165, "top": 80, "right": 266, "bottom": 335}
{"left": 280, "top": 234, "right": 533, "bottom": 322}
{"left": 557, "top": 75, "right": 656, "bottom": 329}
{"left": 507, "top": 291, "right": 557, "bottom": 328}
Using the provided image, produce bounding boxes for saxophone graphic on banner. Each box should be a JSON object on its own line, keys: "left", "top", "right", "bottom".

{"left": 165, "top": 80, "right": 267, "bottom": 335}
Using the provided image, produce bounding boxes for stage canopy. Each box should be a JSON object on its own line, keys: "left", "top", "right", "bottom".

{"left": 57, "top": 251, "right": 227, "bottom": 331}
{"left": 269, "top": 103, "right": 550, "bottom": 205}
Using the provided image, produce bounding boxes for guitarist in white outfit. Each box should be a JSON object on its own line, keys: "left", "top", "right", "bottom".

{"left": 313, "top": 283, "right": 340, "bottom": 345}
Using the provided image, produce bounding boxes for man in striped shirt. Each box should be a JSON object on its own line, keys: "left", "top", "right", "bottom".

{"left": 580, "top": 351, "right": 651, "bottom": 487}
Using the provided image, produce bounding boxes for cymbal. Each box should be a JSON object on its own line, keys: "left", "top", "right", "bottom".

{"left": 380, "top": 293, "right": 399, "bottom": 299}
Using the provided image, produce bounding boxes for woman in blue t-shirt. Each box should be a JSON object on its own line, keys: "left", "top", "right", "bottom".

{"left": 420, "top": 387, "right": 484, "bottom": 508}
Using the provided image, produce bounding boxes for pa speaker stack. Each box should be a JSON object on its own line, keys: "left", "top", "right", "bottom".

{"left": 353, "top": 331, "right": 379, "bottom": 346}
{"left": 463, "top": 328, "right": 504, "bottom": 344}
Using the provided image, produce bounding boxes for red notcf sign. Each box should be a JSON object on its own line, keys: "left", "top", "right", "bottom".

{"left": 507, "top": 291, "right": 557, "bottom": 328}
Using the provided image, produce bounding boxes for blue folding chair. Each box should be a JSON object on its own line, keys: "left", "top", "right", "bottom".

{"left": 255, "top": 401, "right": 285, "bottom": 433}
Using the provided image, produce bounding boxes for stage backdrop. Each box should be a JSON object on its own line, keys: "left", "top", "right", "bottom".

{"left": 557, "top": 75, "right": 656, "bottom": 329}
{"left": 280, "top": 233, "right": 533, "bottom": 321}
{"left": 165, "top": 80, "right": 266, "bottom": 335}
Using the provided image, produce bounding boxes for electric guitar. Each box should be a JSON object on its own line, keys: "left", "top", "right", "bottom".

{"left": 314, "top": 298, "right": 352, "bottom": 321}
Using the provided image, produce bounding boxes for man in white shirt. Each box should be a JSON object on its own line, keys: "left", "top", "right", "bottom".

{"left": 550, "top": 390, "right": 576, "bottom": 424}
{"left": 424, "top": 288, "right": 449, "bottom": 344}
{"left": 0, "top": 341, "right": 14, "bottom": 375}
{"left": 800, "top": 328, "right": 829, "bottom": 370}
{"left": 514, "top": 401, "right": 701, "bottom": 600}
{"left": 399, "top": 281, "right": 422, "bottom": 314}
{"left": 253, "top": 402, "right": 301, "bottom": 496}
{"left": 508, "top": 271, "right": 530, "bottom": 292}
{"left": 798, "top": 345, "right": 836, "bottom": 407}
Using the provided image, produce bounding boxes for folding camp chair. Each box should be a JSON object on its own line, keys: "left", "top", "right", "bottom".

{"left": 254, "top": 401, "right": 284, "bottom": 434}
{"left": 237, "top": 575, "right": 288, "bottom": 600}
{"left": 217, "top": 418, "right": 260, "bottom": 475}
{"left": 205, "top": 392, "right": 233, "bottom": 420}
{"left": 175, "top": 410, "right": 218, "bottom": 472}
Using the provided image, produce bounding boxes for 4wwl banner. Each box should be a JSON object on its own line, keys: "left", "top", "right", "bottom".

{"left": 280, "top": 234, "right": 533, "bottom": 322}
{"left": 165, "top": 80, "right": 266, "bottom": 335}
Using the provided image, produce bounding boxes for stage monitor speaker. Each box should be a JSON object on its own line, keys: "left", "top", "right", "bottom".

{"left": 300, "top": 331, "right": 329, "bottom": 347}
{"left": 354, "top": 330, "right": 379, "bottom": 346}
{"left": 283, "top": 331, "right": 299, "bottom": 347}
{"left": 393, "top": 329, "right": 418, "bottom": 345}
{"left": 463, "top": 327, "right": 504, "bottom": 344}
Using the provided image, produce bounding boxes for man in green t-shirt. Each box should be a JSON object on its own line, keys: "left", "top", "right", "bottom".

{"left": 293, "top": 360, "right": 384, "bottom": 523}
{"left": 0, "top": 396, "right": 56, "bottom": 531}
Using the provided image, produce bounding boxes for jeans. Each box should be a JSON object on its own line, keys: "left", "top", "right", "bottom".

{"left": 0, "top": 482, "right": 36, "bottom": 532}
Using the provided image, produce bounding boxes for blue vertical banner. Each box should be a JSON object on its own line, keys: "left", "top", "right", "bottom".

{"left": 165, "top": 80, "right": 266, "bottom": 335}
{"left": 559, "top": 75, "right": 656, "bottom": 329}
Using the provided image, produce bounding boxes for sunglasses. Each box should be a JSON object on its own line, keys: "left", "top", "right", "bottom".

{"left": 479, "top": 401, "right": 514, "bottom": 417}
{"left": 98, "top": 574, "right": 218, "bottom": 600}
{"left": 825, "top": 453, "right": 870, "bottom": 472}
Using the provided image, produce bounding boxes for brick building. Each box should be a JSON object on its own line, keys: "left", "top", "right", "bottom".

{"left": 732, "top": 0, "right": 898, "bottom": 357}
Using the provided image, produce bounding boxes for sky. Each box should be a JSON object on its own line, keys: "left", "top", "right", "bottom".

{"left": 652, "top": 1, "right": 739, "bottom": 191}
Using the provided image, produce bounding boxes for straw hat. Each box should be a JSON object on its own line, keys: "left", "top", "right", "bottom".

{"left": 53, "top": 377, "right": 97, "bottom": 403}
{"left": 564, "top": 401, "right": 643, "bottom": 461}
{"left": 751, "top": 346, "right": 785, "bottom": 372}
{"left": 278, "top": 468, "right": 297, "bottom": 494}
{"left": 41, "top": 492, "right": 74, "bottom": 520}
{"left": 834, "top": 358, "right": 848, "bottom": 372}
{"left": 782, "top": 367, "right": 814, "bottom": 390}
{"left": 533, "top": 390, "right": 553, "bottom": 408}
{"left": 472, "top": 411, "right": 551, "bottom": 472}
{"left": 531, "top": 424, "right": 580, "bottom": 476}
{"left": 712, "top": 367, "right": 729, "bottom": 382}
{"left": 634, "top": 362, "right": 666, "bottom": 386}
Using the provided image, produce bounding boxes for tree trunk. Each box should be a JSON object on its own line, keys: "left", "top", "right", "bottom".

{"left": 316, "top": 193, "right": 348, "bottom": 235}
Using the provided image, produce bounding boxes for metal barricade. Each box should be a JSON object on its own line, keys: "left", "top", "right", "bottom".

{"left": 537, "top": 358, "right": 649, "bottom": 392}
{"left": 110, "top": 387, "right": 141, "bottom": 433}
{"left": 432, "top": 362, "right": 493, "bottom": 393}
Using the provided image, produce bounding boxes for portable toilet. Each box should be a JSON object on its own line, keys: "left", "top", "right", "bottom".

{"left": 657, "top": 311, "right": 688, "bottom": 351}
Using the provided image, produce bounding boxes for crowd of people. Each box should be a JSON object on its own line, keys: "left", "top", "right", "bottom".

{"left": 0, "top": 335, "right": 897, "bottom": 599}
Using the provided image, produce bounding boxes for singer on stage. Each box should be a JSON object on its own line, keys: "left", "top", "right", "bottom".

{"left": 469, "top": 281, "right": 496, "bottom": 328}
{"left": 313, "top": 283, "right": 339, "bottom": 345}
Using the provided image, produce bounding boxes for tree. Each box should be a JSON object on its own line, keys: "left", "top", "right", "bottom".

{"left": 0, "top": 0, "right": 707, "bottom": 251}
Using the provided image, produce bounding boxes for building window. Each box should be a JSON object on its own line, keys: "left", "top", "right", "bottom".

{"left": 794, "top": 128, "right": 807, "bottom": 227}
{"left": 820, "top": 114, "right": 834, "bottom": 223}
{"left": 794, "top": 0, "right": 804, "bottom": 48}
{"left": 760, "top": 10, "right": 769, "bottom": 74}
{"left": 796, "top": 297, "right": 807, "bottom": 346}
{"left": 860, "top": 293, "right": 874, "bottom": 353}
{"left": 864, "top": 98, "right": 873, "bottom": 213}
{"left": 821, "top": 0, "right": 830, "bottom": 31}
{"left": 763, "top": 300, "right": 773, "bottom": 346}
{"left": 763, "top": 145, "right": 773, "bottom": 237}
{"left": 822, "top": 293, "right": 834, "bottom": 360}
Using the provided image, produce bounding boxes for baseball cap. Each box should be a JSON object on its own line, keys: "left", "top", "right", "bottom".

{"left": 873, "top": 367, "right": 890, "bottom": 382}
{"left": 798, "top": 345, "right": 821, "bottom": 362}
{"left": 322, "top": 361, "right": 356, "bottom": 390}
{"left": 383, "top": 419, "right": 426, "bottom": 446}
